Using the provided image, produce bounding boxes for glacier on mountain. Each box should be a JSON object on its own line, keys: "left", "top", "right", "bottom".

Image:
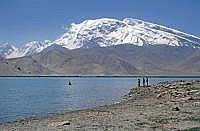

{"left": 55, "top": 18, "right": 200, "bottom": 49}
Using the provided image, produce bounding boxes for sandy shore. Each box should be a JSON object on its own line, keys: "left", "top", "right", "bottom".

{"left": 0, "top": 80, "right": 200, "bottom": 131}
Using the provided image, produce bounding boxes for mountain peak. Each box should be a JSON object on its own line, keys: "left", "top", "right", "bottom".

{"left": 54, "top": 18, "right": 200, "bottom": 49}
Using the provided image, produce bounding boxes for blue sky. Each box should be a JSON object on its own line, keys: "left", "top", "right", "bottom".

{"left": 0, "top": 0, "right": 200, "bottom": 46}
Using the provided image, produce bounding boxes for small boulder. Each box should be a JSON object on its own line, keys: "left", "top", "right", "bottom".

{"left": 186, "top": 82, "right": 192, "bottom": 85}
{"left": 178, "top": 96, "right": 193, "bottom": 101}
{"left": 49, "top": 121, "right": 70, "bottom": 127}
{"left": 172, "top": 107, "right": 180, "bottom": 111}
{"left": 156, "top": 93, "right": 162, "bottom": 98}
{"left": 62, "top": 121, "right": 70, "bottom": 126}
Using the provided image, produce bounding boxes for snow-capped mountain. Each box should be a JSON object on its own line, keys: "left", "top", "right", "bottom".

{"left": 0, "top": 43, "right": 16, "bottom": 58}
{"left": 1, "top": 18, "right": 200, "bottom": 59}
{"left": 55, "top": 18, "right": 200, "bottom": 49}
{"left": 5, "top": 40, "right": 53, "bottom": 59}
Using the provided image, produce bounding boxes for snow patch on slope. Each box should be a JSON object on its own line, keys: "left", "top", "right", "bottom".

{"left": 6, "top": 40, "right": 53, "bottom": 59}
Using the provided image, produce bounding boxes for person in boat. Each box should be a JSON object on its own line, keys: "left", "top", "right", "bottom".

{"left": 68, "top": 81, "right": 72, "bottom": 85}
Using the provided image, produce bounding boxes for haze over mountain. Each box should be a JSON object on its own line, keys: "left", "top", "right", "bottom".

{"left": 0, "top": 18, "right": 200, "bottom": 76}
{"left": 1, "top": 18, "right": 200, "bottom": 59}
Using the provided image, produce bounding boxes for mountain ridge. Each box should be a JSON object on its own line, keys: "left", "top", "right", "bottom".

{"left": 1, "top": 44, "right": 200, "bottom": 76}
{"left": 1, "top": 18, "right": 200, "bottom": 59}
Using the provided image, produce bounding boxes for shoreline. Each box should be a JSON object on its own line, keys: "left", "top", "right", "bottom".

{"left": 0, "top": 75, "right": 200, "bottom": 78}
{"left": 0, "top": 80, "right": 200, "bottom": 130}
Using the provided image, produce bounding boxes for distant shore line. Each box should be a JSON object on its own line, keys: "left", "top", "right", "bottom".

{"left": 0, "top": 75, "right": 200, "bottom": 78}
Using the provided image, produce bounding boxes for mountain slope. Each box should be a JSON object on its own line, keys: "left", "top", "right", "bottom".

{"left": 6, "top": 40, "right": 53, "bottom": 59}
{"left": 177, "top": 52, "right": 200, "bottom": 72}
{"left": 0, "top": 57, "right": 51, "bottom": 75}
{"left": 0, "top": 43, "right": 16, "bottom": 58}
{"left": 33, "top": 45, "right": 141, "bottom": 75}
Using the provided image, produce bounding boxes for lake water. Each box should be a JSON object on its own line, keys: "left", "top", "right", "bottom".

{"left": 0, "top": 77, "right": 199, "bottom": 123}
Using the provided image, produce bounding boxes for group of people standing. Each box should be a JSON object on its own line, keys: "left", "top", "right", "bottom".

{"left": 138, "top": 77, "right": 149, "bottom": 87}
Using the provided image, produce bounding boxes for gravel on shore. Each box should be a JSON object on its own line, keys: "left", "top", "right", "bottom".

{"left": 0, "top": 80, "right": 200, "bottom": 131}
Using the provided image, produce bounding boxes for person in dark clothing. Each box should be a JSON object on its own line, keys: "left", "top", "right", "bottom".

{"left": 143, "top": 77, "right": 145, "bottom": 87}
{"left": 138, "top": 79, "right": 140, "bottom": 87}
{"left": 146, "top": 77, "right": 149, "bottom": 87}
